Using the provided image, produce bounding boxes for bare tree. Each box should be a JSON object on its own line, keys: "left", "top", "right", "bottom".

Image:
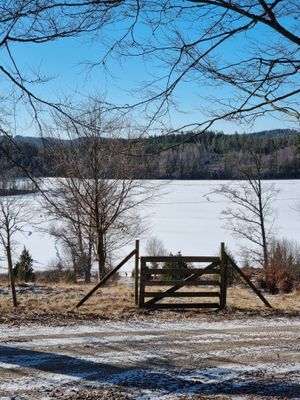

{"left": 146, "top": 236, "right": 168, "bottom": 269}
{"left": 0, "top": 1, "right": 298, "bottom": 147}
{"left": 0, "top": 1, "right": 119, "bottom": 132}
{"left": 43, "top": 104, "right": 153, "bottom": 280}
{"left": 0, "top": 1, "right": 298, "bottom": 245}
{"left": 146, "top": 237, "right": 168, "bottom": 257}
{"left": 49, "top": 216, "right": 94, "bottom": 283}
{"left": 0, "top": 194, "right": 31, "bottom": 306}
{"left": 107, "top": 1, "right": 299, "bottom": 133}
{"left": 214, "top": 151, "right": 279, "bottom": 267}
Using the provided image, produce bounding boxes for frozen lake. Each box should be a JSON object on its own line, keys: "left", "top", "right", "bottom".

{"left": 1, "top": 180, "right": 300, "bottom": 273}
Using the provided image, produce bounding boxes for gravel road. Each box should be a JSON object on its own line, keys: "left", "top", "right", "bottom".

{"left": 0, "top": 317, "right": 299, "bottom": 399}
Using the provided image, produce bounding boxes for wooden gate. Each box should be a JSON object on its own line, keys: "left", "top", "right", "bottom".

{"left": 138, "top": 244, "right": 227, "bottom": 309}
{"left": 75, "top": 240, "right": 272, "bottom": 310}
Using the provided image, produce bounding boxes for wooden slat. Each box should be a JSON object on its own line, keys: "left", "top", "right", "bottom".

{"left": 144, "top": 280, "right": 220, "bottom": 286}
{"left": 141, "top": 256, "right": 220, "bottom": 263}
{"left": 144, "top": 291, "right": 220, "bottom": 298}
{"left": 146, "top": 268, "right": 220, "bottom": 275}
{"left": 144, "top": 303, "right": 221, "bottom": 309}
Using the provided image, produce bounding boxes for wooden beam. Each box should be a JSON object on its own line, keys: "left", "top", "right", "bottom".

{"left": 228, "top": 256, "right": 272, "bottom": 308}
{"left": 139, "top": 258, "right": 146, "bottom": 307}
{"left": 219, "top": 242, "right": 227, "bottom": 309}
{"left": 141, "top": 256, "right": 220, "bottom": 263}
{"left": 146, "top": 268, "right": 219, "bottom": 275}
{"left": 148, "top": 303, "right": 220, "bottom": 309}
{"left": 144, "top": 291, "right": 220, "bottom": 298}
{"left": 134, "top": 240, "right": 139, "bottom": 306}
{"left": 75, "top": 249, "right": 136, "bottom": 308}
{"left": 144, "top": 280, "right": 220, "bottom": 286}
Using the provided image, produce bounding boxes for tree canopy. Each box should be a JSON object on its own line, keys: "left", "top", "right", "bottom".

{"left": 0, "top": 0, "right": 298, "bottom": 144}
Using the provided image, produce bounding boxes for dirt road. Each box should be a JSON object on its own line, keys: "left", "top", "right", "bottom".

{"left": 0, "top": 317, "right": 299, "bottom": 399}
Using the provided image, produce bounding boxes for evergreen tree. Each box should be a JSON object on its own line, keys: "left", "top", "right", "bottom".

{"left": 162, "top": 252, "right": 190, "bottom": 281}
{"left": 14, "top": 247, "right": 35, "bottom": 282}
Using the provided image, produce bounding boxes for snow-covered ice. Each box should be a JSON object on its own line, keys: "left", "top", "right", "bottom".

{"left": 2, "top": 179, "right": 300, "bottom": 272}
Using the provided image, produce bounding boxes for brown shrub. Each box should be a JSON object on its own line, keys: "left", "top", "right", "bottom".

{"left": 263, "top": 239, "right": 300, "bottom": 294}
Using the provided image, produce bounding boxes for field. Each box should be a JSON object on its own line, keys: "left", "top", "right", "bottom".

{"left": 1, "top": 280, "right": 300, "bottom": 321}
{"left": 0, "top": 282, "right": 299, "bottom": 399}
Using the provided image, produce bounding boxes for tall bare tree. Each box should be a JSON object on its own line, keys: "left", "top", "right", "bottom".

{"left": 44, "top": 104, "right": 153, "bottom": 280}
{"left": 214, "top": 151, "right": 279, "bottom": 267}
{"left": 0, "top": 193, "right": 31, "bottom": 306}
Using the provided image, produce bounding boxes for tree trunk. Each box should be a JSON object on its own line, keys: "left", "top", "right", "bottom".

{"left": 84, "top": 230, "right": 93, "bottom": 283}
{"left": 96, "top": 232, "right": 106, "bottom": 281}
{"left": 6, "top": 244, "right": 17, "bottom": 307}
{"left": 258, "top": 180, "right": 269, "bottom": 268}
{"left": 84, "top": 236, "right": 93, "bottom": 283}
{"left": 84, "top": 252, "right": 92, "bottom": 283}
{"left": 84, "top": 264, "right": 91, "bottom": 283}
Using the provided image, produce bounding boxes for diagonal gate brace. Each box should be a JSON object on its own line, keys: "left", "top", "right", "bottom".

{"left": 75, "top": 249, "right": 136, "bottom": 309}
{"left": 144, "top": 261, "right": 220, "bottom": 307}
{"left": 227, "top": 256, "right": 272, "bottom": 308}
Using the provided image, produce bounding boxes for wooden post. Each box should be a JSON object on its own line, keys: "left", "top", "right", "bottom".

{"left": 139, "top": 258, "right": 146, "bottom": 307}
{"left": 134, "top": 240, "right": 139, "bottom": 306}
{"left": 6, "top": 245, "right": 17, "bottom": 307}
{"left": 219, "top": 242, "right": 227, "bottom": 309}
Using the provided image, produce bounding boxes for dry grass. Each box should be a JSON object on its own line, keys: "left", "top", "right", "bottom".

{"left": 227, "top": 286, "right": 300, "bottom": 312}
{"left": 0, "top": 281, "right": 136, "bottom": 323}
{"left": 0, "top": 280, "right": 299, "bottom": 324}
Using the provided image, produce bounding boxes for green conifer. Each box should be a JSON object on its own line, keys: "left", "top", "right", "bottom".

{"left": 14, "top": 247, "right": 35, "bottom": 282}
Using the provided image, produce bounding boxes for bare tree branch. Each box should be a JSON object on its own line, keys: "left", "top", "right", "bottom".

{"left": 213, "top": 150, "right": 279, "bottom": 267}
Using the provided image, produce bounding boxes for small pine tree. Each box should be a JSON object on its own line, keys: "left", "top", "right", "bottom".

{"left": 14, "top": 247, "right": 35, "bottom": 282}
{"left": 162, "top": 251, "right": 190, "bottom": 281}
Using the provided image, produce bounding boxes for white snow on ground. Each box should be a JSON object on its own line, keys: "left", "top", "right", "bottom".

{"left": 1, "top": 317, "right": 300, "bottom": 338}
{"left": 3, "top": 179, "right": 300, "bottom": 272}
{"left": 0, "top": 360, "right": 299, "bottom": 398}
{"left": 0, "top": 318, "right": 300, "bottom": 399}
{"left": 0, "top": 318, "right": 299, "bottom": 399}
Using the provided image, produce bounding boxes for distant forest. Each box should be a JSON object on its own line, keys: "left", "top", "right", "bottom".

{"left": 1, "top": 129, "right": 299, "bottom": 180}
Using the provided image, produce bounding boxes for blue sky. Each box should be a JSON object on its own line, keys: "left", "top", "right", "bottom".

{"left": 5, "top": 7, "right": 299, "bottom": 137}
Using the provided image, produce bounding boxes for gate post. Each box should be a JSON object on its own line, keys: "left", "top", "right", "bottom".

{"left": 219, "top": 242, "right": 228, "bottom": 309}
{"left": 139, "top": 258, "right": 146, "bottom": 308}
{"left": 134, "top": 240, "right": 139, "bottom": 306}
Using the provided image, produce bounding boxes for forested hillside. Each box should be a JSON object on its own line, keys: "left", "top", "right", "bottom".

{"left": 1, "top": 129, "right": 299, "bottom": 180}
{"left": 143, "top": 129, "right": 300, "bottom": 179}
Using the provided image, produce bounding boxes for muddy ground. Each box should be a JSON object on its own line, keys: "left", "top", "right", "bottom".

{"left": 0, "top": 317, "right": 299, "bottom": 400}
